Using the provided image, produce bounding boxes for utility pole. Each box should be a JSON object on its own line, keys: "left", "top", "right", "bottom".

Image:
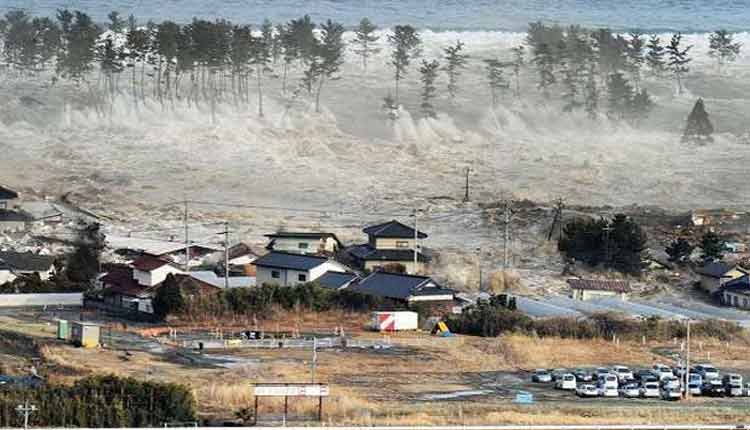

{"left": 603, "top": 222, "right": 613, "bottom": 264}
{"left": 413, "top": 208, "right": 419, "bottom": 273}
{"left": 311, "top": 337, "right": 318, "bottom": 383}
{"left": 183, "top": 200, "right": 190, "bottom": 272}
{"left": 218, "top": 222, "right": 230, "bottom": 290}
{"left": 463, "top": 167, "right": 471, "bottom": 202}
{"left": 16, "top": 400, "right": 36, "bottom": 430}
{"left": 501, "top": 199, "right": 515, "bottom": 270}
{"left": 547, "top": 197, "right": 566, "bottom": 241}
{"left": 685, "top": 318, "right": 691, "bottom": 399}
{"left": 476, "top": 246, "right": 482, "bottom": 291}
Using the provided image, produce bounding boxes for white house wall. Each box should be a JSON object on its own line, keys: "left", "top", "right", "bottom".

{"left": 134, "top": 265, "right": 183, "bottom": 287}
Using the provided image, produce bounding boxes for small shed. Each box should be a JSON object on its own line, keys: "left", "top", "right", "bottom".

{"left": 371, "top": 311, "right": 418, "bottom": 331}
{"left": 57, "top": 320, "right": 70, "bottom": 340}
{"left": 70, "top": 321, "right": 100, "bottom": 348}
{"left": 568, "top": 278, "right": 631, "bottom": 301}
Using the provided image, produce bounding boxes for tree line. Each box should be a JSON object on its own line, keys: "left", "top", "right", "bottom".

{"left": 0, "top": 11, "right": 742, "bottom": 123}
{"left": 0, "top": 375, "right": 196, "bottom": 427}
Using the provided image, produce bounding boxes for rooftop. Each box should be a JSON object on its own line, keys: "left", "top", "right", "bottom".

{"left": 100, "top": 266, "right": 152, "bottom": 297}
{"left": 567, "top": 279, "right": 631, "bottom": 293}
{"left": 252, "top": 251, "right": 329, "bottom": 271}
{"left": 315, "top": 271, "right": 358, "bottom": 290}
{"left": 265, "top": 232, "right": 341, "bottom": 242}
{"left": 0, "top": 210, "right": 32, "bottom": 222}
{"left": 0, "top": 186, "right": 18, "bottom": 200}
{"left": 107, "top": 235, "right": 222, "bottom": 257}
{"left": 131, "top": 255, "right": 172, "bottom": 272}
{"left": 696, "top": 261, "right": 744, "bottom": 278}
{"left": 0, "top": 251, "right": 56, "bottom": 272}
{"left": 351, "top": 271, "right": 453, "bottom": 300}
{"left": 188, "top": 271, "right": 256, "bottom": 289}
{"left": 363, "top": 220, "right": 427, "bottom": 239}
{"left": 348, "top": 244, "right": 430, "bottom": 263}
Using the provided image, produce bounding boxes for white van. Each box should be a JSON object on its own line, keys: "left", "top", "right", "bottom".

{"left": 694, "top": 364, "right": 720, "bottom": 380}
{"left": 599, "top": 373, "right": 619, "bottom": 389}
{"left": 556, "top": 373, "right": 577, "bottom": 390}
{"left": 651, "top": 364, "right": 673, "bottom": 380}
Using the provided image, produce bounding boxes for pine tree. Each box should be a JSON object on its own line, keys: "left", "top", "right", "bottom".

{"left": 645, "top": 34, "right": 665, "bottom": 76}
{"left": 352, "top": 17, "right": 380, "bottom": 72}
{"left": 388, "top": 24, "right": 421, "bottom": 106}
{"left": 532, "top": 42, "right": 556, "bottom": 98}
{"left": 626, "top": 32, "right": 645, "bottom": 91}
{"left": 419, "top": 59, "right": 440, "bottom": 118}
{"left": 630, "top": 88, "right": 654, "bottom": 124}
{"left": 666, "top": 238, "right": 694, "bottom": 263}
{"left": 107, "top": 11, "right": 124, "bottom": 32}
{"left": 249, "top": 27, "right": 271, "bottom": 117}
{"left": 584, "top": 64, "right": 599, "bottom": 119}
{"left": 666, "top": 33, "right": 692, "bottom": 95}
{"left": 606, "top": 71, "right": 633, "bottom": 120}
{"left": 509, "top": 45, "right": 524, "bottom": 98}
{"left": 700, "top": 231, "right": 725, "bottom": 262}
{"left": 708, "top": 29, "right": 741, "bottom": 73}
{"left": 56, "top": 11, "right": 98, "bottom": 83}
{"left": 442, "top": 40, "right": 469, "bottom": 101}
{"left": 561, "top": 64, "right": 581, "bottom": 112}
{"left": 682, "top": 98, "right": 714, "bottom": 144}
{"left": 483, "top": 58, "right": 510, "bottom": 108}
{"left": 312, "top": 19, "right": 345, "bottom": 113}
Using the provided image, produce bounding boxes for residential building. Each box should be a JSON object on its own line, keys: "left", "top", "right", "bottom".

{"left": 568, "top": 279, "right": 631, "bottom": 301}
{"left": 350, "top": 271, "right": 455, "bottom": 305}
{"left": 264, "top": 232, "right": 342, "bottom": 255}
{"left": 315, "top": 271, "right": 359, "bottom": 290}
{"left": 719, "top": 275, "right": 750, "bottom": 309}
{"left": 0, "top": 251, "right": 56, "bottom": 284}
{"left": 0, "top": 210, "right": 32, "bottom": 232}
{"left": 253, "top": 251, "right": 349, "bottom": 287}
{"left": 0, "top": 186, "right": 18, "bottom": 210}
{"left": 188, "top": 271, "right": 256, "bottom": 289}
{"left": 348, "top": 219, "right": 429, "bottom": 274}
{"left": 107, "top": 235, "right": 222, "bottom": 268}
{"left": 131, "top": 255, "right": 184, "bottom": 287}
{"left": 695, "top": 262, "right": 747, "bottom": 294}
{"left": 99, "top": 265, "right": 157, "bottom": 313}
{"left": 227, "top": 242, "right": 259, "bottom": 275}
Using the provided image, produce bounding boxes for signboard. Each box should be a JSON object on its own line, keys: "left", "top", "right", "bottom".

{"left": 254, "top": 384, "right": 329, "bottom": 397}
{"left": 515, "top": 391, "right": 534, "bottom": 404}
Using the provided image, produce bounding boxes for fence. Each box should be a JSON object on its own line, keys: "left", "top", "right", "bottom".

{"left": 0, "top": 293, "right": 83, "bottom": 307}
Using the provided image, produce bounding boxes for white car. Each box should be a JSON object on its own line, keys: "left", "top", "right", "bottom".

{"left": 612, "top": 365, "right": 634, "bottom": 382}
{"left": 556, "top": 374, "right": 577, "bottom": 390}
{"left": 532, "top": 369, "right": 552, "bottom": 383}
{"left": 619, "top": 382, "right": 640, "bottom": 398}
{"left": 577, "top": 384, "right": 599, "bottom": 397}
{"left": 661, "top": 375, "right": 681, "bottom": 390}
{"left": 661, "top": 387, "right": 682, "bottom": 401}
{"left": 688, "top": 374, "right": 703, "bottom": 396}
{"left": 641, "top": 381, "right": 660, "bottom": 398}
{"left": 694, "top": 363, "right": 720, "bottom": 381}
{"left": 599, "top": 385, "right": 619, "bottom": 397}
{"left": 598, "top": 373, "right": 619, "bottom": 390}
{"left": 652, "top": 364, "right": 673, "bottom": 380}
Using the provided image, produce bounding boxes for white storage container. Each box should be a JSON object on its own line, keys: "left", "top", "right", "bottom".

{"left": 371, "top": 311, "right": 418, "bottom": 331}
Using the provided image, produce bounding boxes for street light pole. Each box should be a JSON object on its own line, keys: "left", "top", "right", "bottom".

{"left": 685, "top": 318, "right": 691, "bottom": 400}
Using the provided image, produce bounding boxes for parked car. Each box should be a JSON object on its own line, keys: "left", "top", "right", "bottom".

{"left": 551, "top": 368, "right": 568, "bottom": 381}
{"left": 743, "top": 383, "right": 750, "bottom": 397}
{"left": 598, "top": 383, "right": 618, "bottom": 397}
{"left": 635, "top": 369, "right": 657, "bottom": 383}
{"left": 672, "top": 365, "right": 687, "bottom": 378}
{"left": 619, "top": 382, "right": 640, "bottom": 398}
{"left": 687, "top": 374, "right": 703, "bottom": 396}
{"left": 576, "top": 384, "right": 599, "bottom": 398}
{"left": 573, "top": 369, "right": 592, "bottom": 382}
{"left": 640, "top": 381, "right": 660, "bottom": 398}
{"left": 661, "top": 387, "right": 682, "bottom": 401}
{"left": 661, "top": 375, "right": 681, "bottom": 390}
{"left": 594, "top": 367, "right": 611, "bottom": 380}
{"left": 702, "top": 379, "right": 725, "bottom": 397}
{"left": 723, "top": 375, "right": 743, "bottom": 397}
{"left": 652, "top": 364, "right": 673, "bottom": 380}
{"left": 694, "top": 364, "right": 720, "bottom": 381}
{"left": 532, "top": 369, "right": 552, "bottom": 383}
{"left": 556, "top": 374, "right": 577, "bottom": 390}
{"left": 612, "top": 365, "right": 634, "bottom": 383}
{"left": 598, "top": 373, "right": 619, "bottom": 390}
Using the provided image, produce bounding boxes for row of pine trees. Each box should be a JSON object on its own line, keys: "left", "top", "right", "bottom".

{"left": 0, "top": 11, "right": 743, "bottom": 124}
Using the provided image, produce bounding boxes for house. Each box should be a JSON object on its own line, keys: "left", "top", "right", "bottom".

{"left": 0, "top": 251, "right": 56, "bottom": 284}
{"left": 350, "top": 271, "right": 455, "bottom": 305}
{"left": 226, "top": 242, "right": 259, "bottom": 276}
{"left": 568, "top": 279, "right": 631, "bottom": 301}
{"left": 315, "top": 271, "right": 358, "bottom": 290}
{"left": 691, "top": 209, "right": 744, "bottom": 227}
{"left": 348, "top": 220, "right": 429, "bottom": 274}
{"left": 719, "top": 275, "right": 750, "bottom": 309}
{"left": 131, "top": 255, "right": 184, "bottom": 287}
{"left": 107, "top": 235, "right": 222, "bottom": 268}
{"left": 0, "top": 209, "right": 32, "bottom": 232}
{"left": 264, "top": 232, "right": 342, "bottom": 255}
{"left": 99, "top": 265, "right": 157, "bottom": 313}
{"left": 695, "top": 262, "right": 747, "bottom": 294}
{"left": 0, "top": 186, "right": 18, "bottom": 210}
{"left": 188, "top": 271, "right": 256, "bottom": 289}
{"left": 252, "top": 251, "right": 349, "bottom": 287}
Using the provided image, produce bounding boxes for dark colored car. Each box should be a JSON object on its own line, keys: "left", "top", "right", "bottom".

{"left": 635, "top": 370, "right": 657, "bottom": 382}
{"left": 701, "top": 381, "right": 725, "bottom": 397}
{"left": 573, "top": 369, "right": 592, "bottom": 382}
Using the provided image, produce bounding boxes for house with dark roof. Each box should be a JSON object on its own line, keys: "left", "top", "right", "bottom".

{"left": 568, "top": 278, "right": 631, "bottom": 301}
{"left": 0, "top": 251, "right": 56, "bottom": 284}
{"left": 264, "top": 232, "right": 342, "bottom": 255}
{"left": 0, "top": 186, "right": 18, "bottom": 209}
{"left": 253, "top": 251, "right": 350, "bottom": 287}
{"left": 695, "top": 262, "right": 747, "bottom": 294}
{"left": 350, "top": 271, "right": 454, "bottom": 305}
{"left": 719, "top": 275, "right": 750, "bottom": 309}
{"left": 99, "top": 265, "right": 156, "bottom": 312}
{"left": 0, "top": 209, "right": 32, "bottom": 232}
{"left": 348, "top": 219, "right": 429, "bottom": 274}
{"left": 315, "top": 271, "right": 358, "bottom": 290}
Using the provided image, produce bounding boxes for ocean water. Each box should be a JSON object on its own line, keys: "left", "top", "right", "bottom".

{"left": 2, "top": 0, "right": 750, "bottom": 32}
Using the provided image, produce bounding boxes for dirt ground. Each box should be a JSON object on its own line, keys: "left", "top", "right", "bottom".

{"left": 3, "top": 307, "right": 750, "bottom": 425}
